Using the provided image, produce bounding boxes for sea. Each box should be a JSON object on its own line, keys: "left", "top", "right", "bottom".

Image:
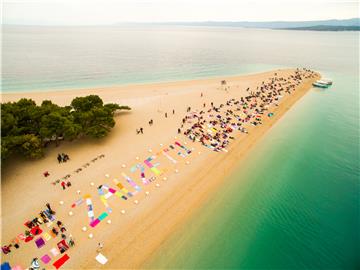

{"left": 2, "top": 25, "right": 359, "bottom": 269}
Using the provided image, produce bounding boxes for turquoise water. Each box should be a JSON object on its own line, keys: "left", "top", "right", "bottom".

{"left": 2, "top": 26, "right": 359, "bottom": 269}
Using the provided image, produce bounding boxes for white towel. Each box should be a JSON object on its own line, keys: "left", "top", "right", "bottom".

{"left": 96, "top": 253, "right": 108, "bottom": 265}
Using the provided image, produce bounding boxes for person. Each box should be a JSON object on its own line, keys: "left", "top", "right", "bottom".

{"left": 32, "top": 217, "right": 42, "bottom": 226}
{"left": 52, "top": 227, "right": 59, "bottom": 236}
{"left": 96, "top": 242, "right": 103, "bottom": 253}
{"left": 165, "top": 112, "right": 167, "bottom": 118}
{"left": 61, "top": 181, "right": 66, "bottom": 190}
{"left": 43, "top": 171, "right": 50, "bottom": 177}
{"left": 140, "top": 127, "right": 143, "bottom": 134}
{"left": 31, "top": 258, "right": 40, "bottom": 270}
{"left": 58, "top": 241, "right": 68, "bottom": 253}
{"left": 136, "top": 129, "right": 140, "bottom": 134}
{"left": 46, "top": 203, "right": 55, "bottom": 214}
{"left": 57, "top": 154, "right": 62, "bottom": 163}
{"left": 68, "top": 236, "right": 75, "bottom": 247}
{"left": 66, "top": 181, "right": 72, "bottom": 187}
{"left": 201, "top": 92, "right": 203, "bottom": 97}
{"left": 2, "top": 245, "right": 11, "bottom": 254}
{"left": 64, "top": 154, "right": 70, "bottom": 161}
{"left": 60, "top": 226, "right": 67, "bottom": 233}
{"left": 178, "top": 128, "right": 181, "bottom": 134}
{"left": 40, "top": 212, "right": 48, "bottom": 223}
{"left": 203, "top": 103, "right": 206, "bottom": 108}
{"left": 172, "top": 109, "right": 175, "bottom": 114}
{"left": 61, "top": 233, "right": 67, "bottom": 240}
{"left": 57, "top": 221, "right": 63, "bottom": 227}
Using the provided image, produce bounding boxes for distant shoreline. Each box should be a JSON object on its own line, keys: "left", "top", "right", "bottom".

{"left": 278, "top": 25, "right": 360, "bottom": 31}
{"left": 3, "top": 17, "right": 359, "bottom": 31}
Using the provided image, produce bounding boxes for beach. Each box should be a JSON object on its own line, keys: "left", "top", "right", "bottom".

{"left": 1, "top": 69, "right": 319, "bottom": 269}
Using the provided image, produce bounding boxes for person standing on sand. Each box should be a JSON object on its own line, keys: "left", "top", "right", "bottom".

{"left": 165, "top": 112, "right": 167, "bottom": 118}
{"left": 68, "top": 235, "right": 75, "bottom": 247}
{"left": 97, "top": 242, "right": 103, "bottom": 253}
{"left": 173, "top": 109, "right": 175, "bottom": 114}
{"left": 140, "top": 127, "right": 143, "bottom": 134}
{"left": 57, "top": 154, "right": 62, "bottom": 163}
{"left": 61, "top": 181, "right": 66, "bottom": 190}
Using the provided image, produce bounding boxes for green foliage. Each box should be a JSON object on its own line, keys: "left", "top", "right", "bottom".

{"left": 2, "top": 135, "right": 43, "bottom": 160}
{"left": 1, "top": 95, "right": 131, "bottom": 162}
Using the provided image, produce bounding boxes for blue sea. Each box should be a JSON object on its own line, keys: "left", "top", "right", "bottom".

{"left": 2, "top": 25, "right": 359, "bottom": 269}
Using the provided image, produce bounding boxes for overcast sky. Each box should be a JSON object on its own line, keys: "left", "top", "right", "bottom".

{"left": 3, "top": 0, "right": 359, "bottom": 25}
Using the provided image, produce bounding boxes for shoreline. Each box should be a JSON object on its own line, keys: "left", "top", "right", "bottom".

{"left": 1, "top": 67, "right": 286, "bottom": 95}
{"left": 2, "top": 68, "right": 290, "bottom": 104}
{"left": 1, "top": 69, "right": 319, "bottom": 269}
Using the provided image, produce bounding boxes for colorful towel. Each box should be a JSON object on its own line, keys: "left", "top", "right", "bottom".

{"left": 17, "top": 234, "right": 26, "bottom": 241}
{"left": 90, "top": 218, "right": 100, "bottom": 227}
{"left": 41, "top": 254, "right": 51, "bottom": 264}
{"left": 49, "top": 230, "right": 57, "bottom": 238}
{"left": 52, "top": 254, "right": 70, "bottom": 269}
{"left": 43, "top": 232, "right": 52, "bottom": 241}
{"left": 30, "top": 226, "right": 43, "bottom": 235}
{"left": 98, "top": 212, "right": 108, "bottom": 221}
{"left": 50, "top": 247, "right": 60, "bottom": 257}
{"left": 1, "top": 262, "right": 11, "bottom": 270}
{"left": 44, "top": 209, "right": 56, "bottom": 221}
{"left": 35, "top": 237, "right": 45, "bottom": 248}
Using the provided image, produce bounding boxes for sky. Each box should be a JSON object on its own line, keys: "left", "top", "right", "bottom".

{"left": 3, "top": 0, "right": 359, "bottom": 25}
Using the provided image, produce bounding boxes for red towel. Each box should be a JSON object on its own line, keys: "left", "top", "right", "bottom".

{"left": 30, "top": 226, "right": 43, "bottom": 235}
{"left": 52, "top": 254, "right": 70, "bottom": 269}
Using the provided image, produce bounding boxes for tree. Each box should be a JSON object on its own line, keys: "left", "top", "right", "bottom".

{"left": 70, "top": 96, "right": 130, "bottom": 139}
{"left": 1, "top": 95, "right": 130, "bottom": 162}
{"left": 71, "top": 95, "right": 103, "bottom": 112}
{"left": 2, "top": 135, "right": 43, "bottom": 160}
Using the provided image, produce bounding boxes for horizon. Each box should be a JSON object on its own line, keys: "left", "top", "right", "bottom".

{"left": 3, "top": 0, "right": 359, "bottom": 26}
{"left": 3, "top": 17, "right": 359, "bottom": 27}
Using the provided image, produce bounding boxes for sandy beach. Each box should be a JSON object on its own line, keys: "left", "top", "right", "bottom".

{"left": 1, "top": 69, "right": 319, "bottom": 269}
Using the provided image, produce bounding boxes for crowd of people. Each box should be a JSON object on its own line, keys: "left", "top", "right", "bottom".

{"left": 2, "top": 203, "right": 56, "bottom": 254}
{"left": 2, "top": 203, "right": 75, "bottom": 270}
{"left": 178, "top": 69, "right": 317, "bottom": 152}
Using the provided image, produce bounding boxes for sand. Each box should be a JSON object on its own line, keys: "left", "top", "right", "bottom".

{"left": 1, "top": 69, "right": 319, "bottom": 269}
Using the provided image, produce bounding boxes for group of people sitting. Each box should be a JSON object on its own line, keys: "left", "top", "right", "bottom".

{"left": 2, "top": 203, "right": 55, "bottom": 255}
{"left": 136, "top": 127, "right": 144, "bottom": 134}
{"left": 57, "top": 153, "right": 70, "bottom": 163}
{"left": 179, "top": 69, "right": 317, "bottom": 152}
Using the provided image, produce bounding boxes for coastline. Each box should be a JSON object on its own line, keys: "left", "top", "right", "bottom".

{"left": 1, "top": 69, "right": 319, "bottom": 269}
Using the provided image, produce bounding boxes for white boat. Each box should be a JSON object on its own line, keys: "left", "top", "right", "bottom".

{"left": 318, "top": 78, "right": 333, "bottom": 85}
{"left": 312, "top": 81, "right": 329, "bottom": 88}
